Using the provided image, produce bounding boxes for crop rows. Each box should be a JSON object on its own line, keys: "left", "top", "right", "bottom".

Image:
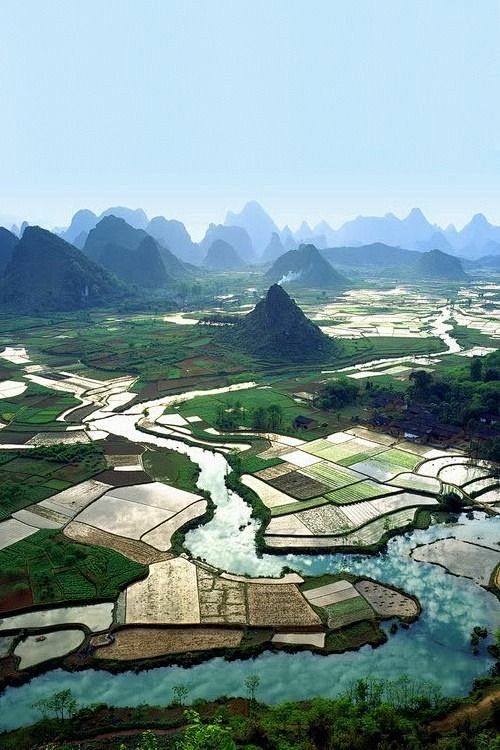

{"left": 301, "top": 462, "right": 363, "bottom": 489}
{"left": 325, "top": 480, "right": 396, "bottom": 505}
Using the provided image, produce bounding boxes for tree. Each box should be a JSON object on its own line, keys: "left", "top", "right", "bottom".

{"left": 470, "top": 356, "right": 483, "bottom": 381}
{"left": 33, "top": 688, "right": 78, "bottom": 723}
{"left": 438, "top": 490, "right": 465, "bottom": 512}
{"left": 267, "top": 403, "right": 283, "bottom": 431}
{"left": 409, "top": 370, "right": 433, "bottom": 398}
{"left": 244, "top": 673, "right": 260, "bottom": 703}
{"left": 172, "top": 684, "right": 190, "bottom": 706}
{"left": 251, "top": 406, "right": 268, "bottom": 431}
{"left": 315, "top": 378, "right": 360, "bottom": 410}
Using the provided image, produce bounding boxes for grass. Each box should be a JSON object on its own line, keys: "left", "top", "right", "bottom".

{"left": 0, "top": 445, "right": 106, "bottom": 520}
{"left": 325, "top": 619, "right": 385, "bottom": 652}
{"left": 142, "top": 448, "right": 200, "bottom": 493}
{"left": 0, "top": 529, "right": 147, "bottom": 609}
{"left": 238, "top": 454, "right": 283, "bottom": 474}
{"left": 177, "top": 386, "right": 321, "bottom": 436}
{"left": 337, "top": 450, "right": 385, "bottom": 467}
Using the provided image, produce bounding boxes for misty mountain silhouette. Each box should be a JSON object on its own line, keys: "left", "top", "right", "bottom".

{"left": 147, "top": 217, "right": 200, "bottom": 264}
{"left": 225, "top": 201, "right": 279, "bottom": 255}
{"left": 262, "top": 232, "right": 286, "bottom": 263}
{"left": 203, "top": 239, "right": 245, "bottom": 270}
{"left": 61, "top": 209, "right": 98, "bottom": 245}
{"left": 320, "top": 242, "right": 420, "bottom": 268}
{"left": 99, "top": 206, "right": 149, "bottom": 230}
{"left": 199, "top": 223, "right": 254, "bottom": 263}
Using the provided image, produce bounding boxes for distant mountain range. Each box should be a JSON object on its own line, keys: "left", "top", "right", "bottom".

{"left": 4, "top": 202, "right": 500, "bottom": 269}
{"left": 319, "top": 243, "right": 468, "bottom": 281}
{"left": 223, "top": 202, "right": 500, "bottom": 260}
{"left": 0, "top": 215, "right": 196, "bottom": 313}
{"left": 0, "top": 227, "right": 19, "bottom": 275}
{"left": 225, "top": 200, "right": 280, "bottom": 255}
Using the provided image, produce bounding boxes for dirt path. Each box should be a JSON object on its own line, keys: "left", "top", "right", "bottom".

{"left": 67, "top": 726, "right": 179, "bottom": 743}
{"left": 430, "top": 687, "right": 500, "bottom": 733}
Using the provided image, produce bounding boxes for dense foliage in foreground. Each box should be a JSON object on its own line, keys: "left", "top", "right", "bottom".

{"left": 3, "top": 677, "right": 500, "bottom": 750}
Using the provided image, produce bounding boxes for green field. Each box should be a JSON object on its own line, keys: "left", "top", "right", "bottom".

{"left": 270, "top": 495, "right": 329, "bottom": 517}
{"left": 376, "top": 448, "right": 421, "bottom": 471}
{"left": 177, "top": 386, "right": 320, "bottom": 434}
{"left": 0, "top": 382, "right": 80, "bottom": 432}
{"left": 324, "top": 594, "right": 375, "bottom": 628}
{"left": 142, "top": 448, "right": 200, "bottom": 493}
{"left": 0, "top": 529, "right": 146, "bottom": 609}
{"left": 0, "top": 444, "right": 106, "bottom": 520}
{"left": 302, "top": 462, "right": 362, "bottom": 489}
{"left": 325, "top": 480, "right": 396, "bottom": 504}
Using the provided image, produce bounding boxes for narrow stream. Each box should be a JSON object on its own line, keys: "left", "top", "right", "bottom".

{"left": 325, "top": 304, "right": 462, "bottom": 375}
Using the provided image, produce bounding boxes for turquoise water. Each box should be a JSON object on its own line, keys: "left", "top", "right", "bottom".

{"left": 0, "top": 514, "right": 498, "bottom": 731}
{"left": 0, "top": 392, "right": 498, "bottom": 731}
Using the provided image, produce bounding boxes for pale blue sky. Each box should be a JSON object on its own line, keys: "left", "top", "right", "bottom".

{"left": 2, "top": 0, "right": 500, "bottom": 237}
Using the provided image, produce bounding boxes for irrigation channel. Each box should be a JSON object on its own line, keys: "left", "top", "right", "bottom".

{"left": 0, "top": 306, "right": 499, "bottom": 729}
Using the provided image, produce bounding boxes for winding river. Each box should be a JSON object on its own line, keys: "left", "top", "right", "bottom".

{"left": 0, "top": 305, "right": 498, "bottom": 730}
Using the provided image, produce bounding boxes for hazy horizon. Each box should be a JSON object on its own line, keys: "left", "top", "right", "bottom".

{"left": 3, "top": 202, "right": 500, "bottom": 244}
{"left": 3, "top": 1, "right": 500, "bottom": 238}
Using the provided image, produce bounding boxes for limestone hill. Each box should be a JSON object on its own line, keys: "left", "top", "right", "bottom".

{"left": 224, "top": 284, "right": 336, "bottom": 361}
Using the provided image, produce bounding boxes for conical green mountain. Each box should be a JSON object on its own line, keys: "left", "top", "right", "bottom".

{"left": 266, "top": 243, "right": 348, "bottom": 288}
{"left": 413, "top": 249, "right": 468, "bottom": 281}
{"left": 0, "top": 227, "right": 126, "bottom": 312}
{"left": 225, "top": 284, "right": 336, "bottom": 360}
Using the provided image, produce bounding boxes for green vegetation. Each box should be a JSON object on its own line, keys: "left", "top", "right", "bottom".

{"left": 314, "top": 377, "right": 360, "bottom": 410}
{"left": 0, "top": 530, "right": 146, "bottom": 607}
{"left": 270, "top": 495, "right": 329, "bottom": 517}
{"left": 6, "top": 676, "right": 500, "bottom": 750}
{"left": 142, "top": 448, "right": 200, "bottom": 493}
{"left": 0, "top": 444, "right": 105, "bottom": 519}
{"left": 0, "top": 382, "right": 80, "bottom": 432}
{"left": 326, "top": 480, "right": 395, "bottom": 504}
{"left": 223, "top": 284, "right": 337, "bottom": 361}
{"left": 0, "top": 226, "right": 128, "bottom": 313}
{"left": 326, "top": 619, "right": 386, "bottom": 651}
{"left": 324, "top": 594, "right": 375, "bottom": 627}
{"left": 178, "top": 386, "right": 320, "bottom": 436}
